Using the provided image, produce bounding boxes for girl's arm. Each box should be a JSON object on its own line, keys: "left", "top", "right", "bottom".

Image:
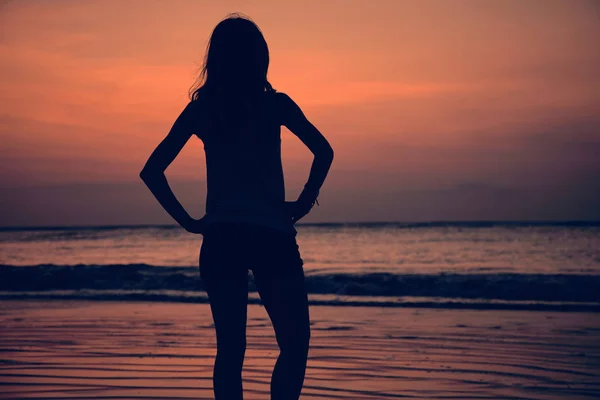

{"left": 279, "top": 93, "right": 334, "bottom": 221}
{"left": 140, "top": 101, "right": 204, "bottom": 233}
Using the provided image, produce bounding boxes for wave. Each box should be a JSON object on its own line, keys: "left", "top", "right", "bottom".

{"left": 1, "top": 264, "right": 599, "bottom": 311}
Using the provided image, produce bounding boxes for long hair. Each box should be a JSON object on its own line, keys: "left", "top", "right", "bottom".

{"left": 189, "top": 13, "right": 275, "bottom": 101}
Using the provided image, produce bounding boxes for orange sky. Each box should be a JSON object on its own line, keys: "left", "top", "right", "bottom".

{"left": 1, "top": 0, "right": 599, "bottom": 225}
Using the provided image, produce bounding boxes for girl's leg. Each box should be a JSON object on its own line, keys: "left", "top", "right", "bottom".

{"left": 203, "top": 275, "right": 248, "bottom": 400}
{"left": 253, "top": 270, "right": 310, "bottom": 400}
{"left": 200, "top": 224, "right": 250, "bottom": 400}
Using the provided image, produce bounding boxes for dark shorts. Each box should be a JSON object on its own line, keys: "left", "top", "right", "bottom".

{"left": 199, "top": 222, "right": 304, "bottom": 281}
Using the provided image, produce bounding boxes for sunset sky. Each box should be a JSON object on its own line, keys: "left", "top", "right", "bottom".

{"left": 1, "top": 0, "right": 599, "bottom": 226}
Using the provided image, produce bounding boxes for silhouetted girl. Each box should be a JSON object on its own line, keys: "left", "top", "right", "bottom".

{"left": 140, "top": 13, "right": 334, "bottom": 400}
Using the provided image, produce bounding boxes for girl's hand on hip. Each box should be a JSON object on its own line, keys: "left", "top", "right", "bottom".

{"left": 183, "top": 216, "right": 207, "bottom": 234}
{"left": 285, "top": 200, "right": 313, "bottom": 223}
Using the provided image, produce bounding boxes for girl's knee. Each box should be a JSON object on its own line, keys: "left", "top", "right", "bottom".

{"left": 278, "top": 326, "right": 310, "bottom": 354}
{"left": 216, "top": 339, "right": 246, "bottom": 360}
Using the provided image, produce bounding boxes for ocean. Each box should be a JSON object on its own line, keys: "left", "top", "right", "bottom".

{"left": 1, "top": 222, "right": 599, "bottom": 310}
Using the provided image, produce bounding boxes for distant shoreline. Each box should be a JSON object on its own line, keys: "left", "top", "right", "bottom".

{"left": 2, "top": 220, "right": 599, "bottom": 232}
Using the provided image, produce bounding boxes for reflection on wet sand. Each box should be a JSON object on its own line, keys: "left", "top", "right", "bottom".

{"left": 1, "top": 300, "right": 599, "bottom": 399}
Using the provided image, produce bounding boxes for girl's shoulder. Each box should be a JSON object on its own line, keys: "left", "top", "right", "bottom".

{"left": 263, "top": 90, "right": 296, "bottom": 126}
{"left": 266, "top": 89, "right": 291, "bottom": 103}
{"left": 189, "top": 86, "right": 211, "bottom": 106}
{"left": 264, "top": 90, "right": 296, "bottom": 114}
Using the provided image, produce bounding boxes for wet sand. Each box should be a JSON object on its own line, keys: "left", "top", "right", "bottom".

{"left": 1, "top": 300, "right": 599, "bottom": 399}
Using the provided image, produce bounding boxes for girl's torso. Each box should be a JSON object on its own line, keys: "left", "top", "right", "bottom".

{"left": 192, "top": 90, "right": 296, "bottom": 235}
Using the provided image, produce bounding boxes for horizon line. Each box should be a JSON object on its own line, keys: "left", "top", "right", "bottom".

{"left": 1, "top": 220, "right": 599, "bottom": 232}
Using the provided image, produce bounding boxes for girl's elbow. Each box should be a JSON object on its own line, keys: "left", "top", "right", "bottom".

{"left": 139, "top": 169, "right": 150, "bottom": 182}
{"left": 139, "top": 166, "right": 160, "bottom": 182}
{"left": 314, "top": 149, "right": 333, "bottom": 163}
